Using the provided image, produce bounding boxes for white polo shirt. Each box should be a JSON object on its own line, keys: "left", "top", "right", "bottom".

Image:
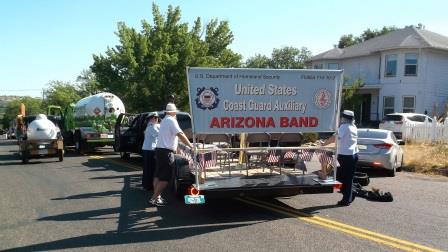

{"left": 156, "top": 114, "right": 182, "bottom": 152}
{"left": 142, "top": 123, "right": 160, "bottom": 151}
{"left": 337, "top": 123, "right": 358, "bottom": 155}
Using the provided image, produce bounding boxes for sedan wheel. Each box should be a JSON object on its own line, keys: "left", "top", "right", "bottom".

{"left": 388, "top": 159, "right": 397, "bottom": 177}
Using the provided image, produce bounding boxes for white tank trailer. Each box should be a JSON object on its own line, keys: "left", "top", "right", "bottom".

{"left": 70, "top": 92, "right": 125, "bottom": 153}
{"left": 74, "top": 92, "right": 125, "bottom": 119}
{"left": 26, "top": 114, "right": 60, "bottom": 140}
{"left": 19, "top": 114, "right": 64, "bottom": 163}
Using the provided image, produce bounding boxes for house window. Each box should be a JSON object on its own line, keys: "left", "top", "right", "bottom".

{"left": 383, "top": 96, "right": 395, "bottom": 116}
{"left": 405, "top": 53, "right": 418, "bottom": 76}
{"left": 314, "top": 64, "right": 323, "bottom": 69}
{"left": 328, "top": 63, "right": 339, "bottom": 69}
{"left": 402, "top": 96, "right": 415, "bottom": 113}
{"left": 385, "top": 54, "right": 397, "bottom": 77}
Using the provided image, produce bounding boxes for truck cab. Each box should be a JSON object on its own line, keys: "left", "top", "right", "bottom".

{"left": 114, "top": 111, "right": 192, "bottom": 159}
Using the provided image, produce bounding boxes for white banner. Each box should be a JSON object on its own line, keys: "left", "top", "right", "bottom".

{"left": 187, "top": 68, "right": 342, "bottom": 134}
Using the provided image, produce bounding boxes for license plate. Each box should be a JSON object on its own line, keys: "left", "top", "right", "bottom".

{"left": 38, "top": 145, "right": 45, "bottom": 149}
{"left": 184, "top": 195, "right": 205, "bottom": 204}
{"left": 358, "top": 144, "right": 367, "bottom": 150}
{"left": 100, "top": 134, "right": 108, "bottom": 138}
{"left": 38, "top": 149, "right": 48, "bottom": 155}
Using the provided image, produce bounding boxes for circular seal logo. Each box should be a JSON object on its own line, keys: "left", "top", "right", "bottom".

{"left": 314, "top": 89, "right": 331, "bottom": 109}
{"left": 195, "top": 87, "right": 219, "bottom": 110}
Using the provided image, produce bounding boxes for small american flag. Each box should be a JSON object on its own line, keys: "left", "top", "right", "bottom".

{"left": 283, "top": 151, "right": 298, "bottom": 160}
{"left": 298, "top": 149, "right": 314, "bottom": 162}
{"left": 198, "top": 151, "right": 217, "bottom": 171}
{"left": 316, "top": 149, "right": 339, "bottom": 167}
{"left": 177, "top": 143, "right": 194, "bottom": 168}
{"left": 266, "top": 150, "right": 281, "bottom": 164}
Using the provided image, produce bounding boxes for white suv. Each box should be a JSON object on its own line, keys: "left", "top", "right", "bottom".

{"left": 379, "top": 113, "right": 434, "bottom": 139}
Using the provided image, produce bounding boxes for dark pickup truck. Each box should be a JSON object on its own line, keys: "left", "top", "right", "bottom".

{"left": 114, "top": 111, "right": 193, "bottom": 159}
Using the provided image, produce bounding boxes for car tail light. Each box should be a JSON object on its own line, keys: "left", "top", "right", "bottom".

{"left": 373, "top": 143, "right": 393, "bottom": 149}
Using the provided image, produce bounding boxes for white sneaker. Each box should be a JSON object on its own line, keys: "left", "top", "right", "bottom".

{"left": 149, "top": 197, "right": 166, "bottom": 207}
{"left": 157, "top": 196, "right": 167, "bottom": 204}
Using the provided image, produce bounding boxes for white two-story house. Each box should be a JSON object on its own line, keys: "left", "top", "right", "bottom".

{"left": 307, "top": 26, "right": 448, "bottom": 125}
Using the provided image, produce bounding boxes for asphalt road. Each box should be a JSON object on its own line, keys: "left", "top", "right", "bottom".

{"left": 0, "top": 139, "right": 447, "bottom": 252}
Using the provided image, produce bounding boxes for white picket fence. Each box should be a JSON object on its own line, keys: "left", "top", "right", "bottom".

{"left": 402, "top": 118, "right": 448, "bottom": 143}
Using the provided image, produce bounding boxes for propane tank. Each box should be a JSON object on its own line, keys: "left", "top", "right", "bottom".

{"left": 27, "top": 114, "right": 59, "bottom": 140}
{"left": 74, "top": 92, "right": 125, "bottom": 118}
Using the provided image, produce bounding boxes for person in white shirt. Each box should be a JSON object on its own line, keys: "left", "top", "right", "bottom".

{"left": 141, "top": 112, "right": 160, "bottom": 191}
{"left": 149, "top": 103, "right": 193, "bottom": 207}
{"left": 324, "top": 110, "right": 358, "bottom": 206}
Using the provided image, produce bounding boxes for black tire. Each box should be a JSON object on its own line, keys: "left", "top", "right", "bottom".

{"left": 172, "top": 156, "right": 194, "bottom": 199}
{"left": 21, "top": 151, "right": 28, "bottom": 164}
{"left": 120, "top": 152, "right": 130, "bottom": 159}
{"left": 397, "top": 154, "right": 404, "bottom": 172}
{"left": 58, "top": 149, "right": 64, "bottom": 162}
{"left": 173, "top": 175, "right": 187, "bottom": 199}
{"left": 387, "top": 159, "right": 397, "bottom": 177}
{"left": 74, "top": 133, "right": 83, "bottom": 154}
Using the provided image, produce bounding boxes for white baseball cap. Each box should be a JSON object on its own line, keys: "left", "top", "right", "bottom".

{"left": 341, "top": 110, "right": 354, "bottom": 119}
{"left": 165, "top": 103, "right": 178, "bottom": 112}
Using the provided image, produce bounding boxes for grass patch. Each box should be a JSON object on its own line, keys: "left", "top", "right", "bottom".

{"left": 402, "top": 143, "right": 448, "bottom": 176}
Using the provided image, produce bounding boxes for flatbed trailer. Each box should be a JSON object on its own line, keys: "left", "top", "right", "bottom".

{"left": 182, "top": 67, "right": 344, "bottom": 204}
{"left": 174, "top": 144, "right": 341, "bottom": 202}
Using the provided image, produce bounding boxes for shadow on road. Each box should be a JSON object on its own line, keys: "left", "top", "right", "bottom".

{"left": 4, "top": 161, "right": 281, "bottom": 251}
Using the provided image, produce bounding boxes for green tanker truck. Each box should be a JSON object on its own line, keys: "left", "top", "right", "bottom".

{"left": 48, "top": 92, "right": 125, "bottom": 153}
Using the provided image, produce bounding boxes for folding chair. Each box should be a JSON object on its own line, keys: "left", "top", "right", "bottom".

{"left": 204, "top": 134, "right": 232, "bottom": 174}
{"left": 245, "top": 133, "right": 271, "bottom": 174}
{"left": 277, "top": 133, "right": 304, "bottom": 171}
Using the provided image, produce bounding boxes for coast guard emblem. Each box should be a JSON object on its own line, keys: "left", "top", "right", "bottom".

{"left": 196, "top": 87, "right": 219, "bottom": 110}
{"left": 314, "top": 89, "right": 331, "bottom": 109}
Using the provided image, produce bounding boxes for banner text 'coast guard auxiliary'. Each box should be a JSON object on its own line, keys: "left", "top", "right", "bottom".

{"left": 187, "top": 68, "right": 343, "bottom": 134}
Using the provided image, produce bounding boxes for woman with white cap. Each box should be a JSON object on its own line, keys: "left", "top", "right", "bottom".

{"left": 149, "top": 103, "right": 194, "bottom": 207}
{"left": 141, "top": 112, "right": 160, "bottom": 191}
{"left": 324, "top": 110, "right": 359, "bottom": 206}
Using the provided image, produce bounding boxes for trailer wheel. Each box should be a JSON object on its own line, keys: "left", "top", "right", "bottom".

{"left": 173, "top": 174, "right": 189, "bottom": 199}
{"left": 75, "top": 134, "right": 84, "bottom": 154}
{"left": 120, "top": 152, "right": 130, "bottom": 159}
{"left": 21, "top": 151, "right": 29, "bottom": 164}
{"left": 58, "top": 149, "right": 64, "bottom": 162}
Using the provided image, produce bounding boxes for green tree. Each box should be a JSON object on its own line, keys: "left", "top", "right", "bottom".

{"left": 270, "top": 46, "right": 311, "bottom": 69}
{"left": 337, "top": 26, "right": 398, "bottom": 48}
{"left": 91, "top": 3, "right": 241, "bottom": 113}
{"left": 245, "top": 54, "right": 270, "bottom": 68}
{"left": 341, "top": 77, "right": 364, "bottom": 112}
{"left": 76, "top": 69, "right": 100, "bottom": 97}
{"left": 245, "top": 46, "right": 311, "bottom": 69}
{"left": 2, "top": 97, "right": 44, "bottom": 127}
{"left": 337, "top": 34, "right": 357, "bottom": 49}
{"left": 43, "top": 80, "right": 81, "bottom": 109}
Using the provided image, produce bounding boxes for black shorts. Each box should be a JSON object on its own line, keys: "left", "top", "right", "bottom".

{"left": 155, "top": 148, "right": 175, "bottom": 182}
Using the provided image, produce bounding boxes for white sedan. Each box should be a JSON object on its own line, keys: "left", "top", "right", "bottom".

{"left": 356, "top": 128, "right": 404, "bottom": 177}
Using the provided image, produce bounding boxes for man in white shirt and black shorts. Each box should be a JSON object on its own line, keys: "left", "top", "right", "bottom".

{"left": 149, "top": 103, "right": 194, "bottom": 207}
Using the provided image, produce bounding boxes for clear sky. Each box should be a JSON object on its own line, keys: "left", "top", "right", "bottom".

{"left": 1, "top": 0, "right": 447, "bottom": 97}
